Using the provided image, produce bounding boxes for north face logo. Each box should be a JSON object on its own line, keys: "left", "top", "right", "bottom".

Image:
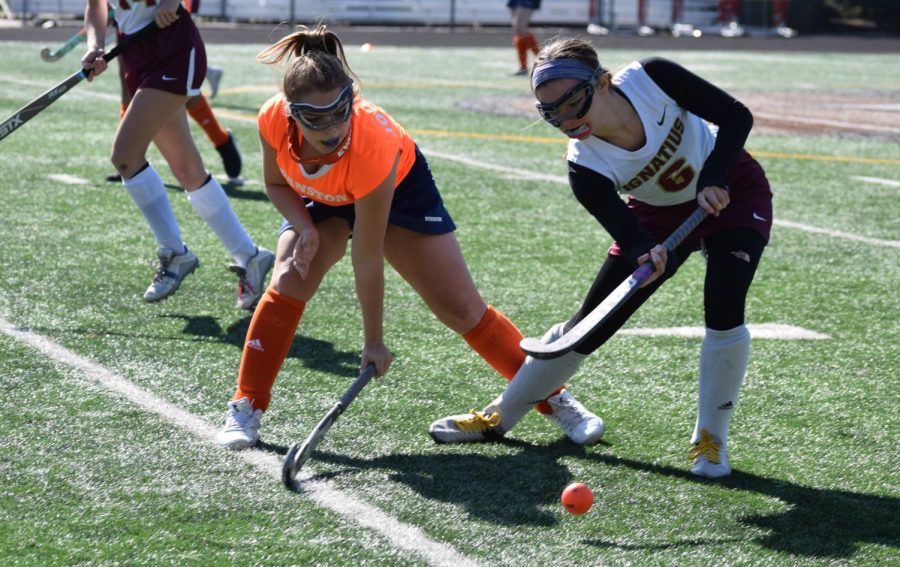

{"left": 718, "top": 401, "right": 734, "bottom": 410}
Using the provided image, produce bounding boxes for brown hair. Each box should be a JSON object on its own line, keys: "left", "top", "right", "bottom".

{"left": 257, "top": 24, "right": 359, "bottom": 101}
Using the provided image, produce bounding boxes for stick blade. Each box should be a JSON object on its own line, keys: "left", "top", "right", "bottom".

{"left": 281, "top": 434, "right": 318, "bottom": 489}
{"left": 40, "top": 48, "right": 61, "bottom": 62}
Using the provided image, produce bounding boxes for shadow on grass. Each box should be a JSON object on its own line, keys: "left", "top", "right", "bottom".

{"left": 170, "top": 313, "right": 359, "bottom": 376}
{"left": 579, "top": 453, "right": 899, "bottom": 559}
{"left": 305, "top": 439, "right": 584, "bottom": 527}
{"left": 159, "top": 180, "right": 268, "bottom": 202}
{"left": 30, "top": 313, "right": 359, "bottom": 377}
{"left": 295, "top": 441, "right": 897, "bottom": 558}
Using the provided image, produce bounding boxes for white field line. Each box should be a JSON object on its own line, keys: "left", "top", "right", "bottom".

{"left": 421, "top": 148, "right": 900, "bottom": 250}
{"left": 851, "top": 176, "right": 900, "bottom": 188}
{"left": 773, "top": 219, "right": 900, "bottom": 249}
{"left": 0, "top": 317, "right": 478, "bottom": 567}
{"left": 47, "top": 173, "right": 88, "bottom": 185}
{"left": 620, "top": 323, "right": 830, "bottom": 340}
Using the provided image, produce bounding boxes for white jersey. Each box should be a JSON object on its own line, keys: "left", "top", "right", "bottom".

{"left": 567, "top": 61, "right": 718, "bottom": 207}
{"left": 110, "top": 0, "right": 181, "bottom": 35}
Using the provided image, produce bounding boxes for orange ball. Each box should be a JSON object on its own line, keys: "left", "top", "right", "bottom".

{"left": 560, "top": 482, "right": 594, "bottom": 515}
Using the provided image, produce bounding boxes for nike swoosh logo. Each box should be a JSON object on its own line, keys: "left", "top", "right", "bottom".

{"left": 752, "top": 212, "right": 767, "bottom": 222}
{"left": 162, "top": 75, "right": 178, "bottom": 81}
{"left": 656, "top": 105, "right": 667, "bottom": 126}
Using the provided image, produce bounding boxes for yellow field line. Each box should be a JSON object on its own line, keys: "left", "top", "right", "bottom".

{"left": 212, "top": 109, "right": 900, "bottom": 166}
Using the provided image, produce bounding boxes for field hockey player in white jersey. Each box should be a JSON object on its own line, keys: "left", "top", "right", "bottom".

{"left": 431, "top": 38, "right": 774, "bottom": 479}
{"left": 81, "top": 0, "right": 273, "bottom": 309}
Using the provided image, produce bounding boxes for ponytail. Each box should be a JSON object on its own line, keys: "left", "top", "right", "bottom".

{"left": 257, "top": 24, "right": 359, "bottom": 100}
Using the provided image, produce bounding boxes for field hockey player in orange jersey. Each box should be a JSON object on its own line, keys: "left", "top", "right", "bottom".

{"left": 215, "top": 25, "right": 604, "bottom": 450}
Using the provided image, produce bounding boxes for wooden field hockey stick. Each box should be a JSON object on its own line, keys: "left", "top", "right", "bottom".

{"left": 40, "top": 27, "right": 87, "bottom": 62}
{"left": 282, "top": 364, "right": 377, "bottom": 489}
{"left": 520, "top": 207, "right": 709, "bottom": 359}
{"left": 0, "top": 8, "right": 176, "bottom": 143}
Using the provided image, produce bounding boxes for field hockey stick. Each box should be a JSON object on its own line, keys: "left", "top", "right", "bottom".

{"left": 41, "top": 9, "right": 117, "bottom": 62}
{"left": 0, "top": 9, "right": 173, "bottom": 143}
{"left": 282, "top": 364, "right": 377, "bottom": 488}
{"left": 40, "top": 27, "right": 87, "bottom": 62}
{"left": 520, "top": 207, "right": 709, "bottom": 359}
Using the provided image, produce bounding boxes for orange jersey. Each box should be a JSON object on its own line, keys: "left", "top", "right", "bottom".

{"left": 258, "top": 94, "right": 416, "bottom": 205}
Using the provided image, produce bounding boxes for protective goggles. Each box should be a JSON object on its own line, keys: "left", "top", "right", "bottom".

{"left": 534, "top": 68, "right": 602, "bottom": 128}
{"left": 288, "top": 83, "right": 355, "bottom": 131}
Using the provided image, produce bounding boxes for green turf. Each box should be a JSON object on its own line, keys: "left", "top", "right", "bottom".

{"left": 1, "top": 40, "right": 898, "bottom": 566}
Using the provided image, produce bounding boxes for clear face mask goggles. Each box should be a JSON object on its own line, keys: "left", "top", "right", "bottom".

{"left": 288, "top": 83, "right": 354, "bottom": 131}
{"left": 534, "top": 69, "right": 602, "bottom": 128}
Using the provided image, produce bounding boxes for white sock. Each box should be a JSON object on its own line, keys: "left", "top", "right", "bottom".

{"left": 123, "top": 164, "right": 184, "bottom": 254}
{"left": 489, "top": 349, "right": 587, "bottom": 434}
{"left": 186, "top": 176, "right": 256, "bottom": 266}
{"left": 692, "top": 325, "right": 750, "bottom": 448}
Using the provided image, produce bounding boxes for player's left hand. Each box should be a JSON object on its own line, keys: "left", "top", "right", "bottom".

{"left": 637, "top": 244, "right": 668, "bottom": 288}
{"left": 698, "top": 185, "right": 730, "bottom": 217}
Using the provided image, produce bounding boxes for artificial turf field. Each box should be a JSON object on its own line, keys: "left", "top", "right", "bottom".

{"left": 1, "top": 35, "right": 899, "bottom": 566}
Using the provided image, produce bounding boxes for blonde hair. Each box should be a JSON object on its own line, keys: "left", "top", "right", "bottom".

{"left": 257, "top": 24, "right": 359, "bottom": 101}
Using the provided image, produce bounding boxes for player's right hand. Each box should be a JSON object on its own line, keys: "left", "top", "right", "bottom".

{"left": 291, "top": 226, "right": 319, "bottom": 279}
{"left": 155, "top": 0, "right": 181, "bottom": 28}
{"left": 361, "top": 342, "right": 393, "bottom": 377}
{"left": 81, "top": 47, "right": 106, "bottom": 81}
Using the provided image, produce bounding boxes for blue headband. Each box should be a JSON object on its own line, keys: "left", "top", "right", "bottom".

{"left": 532, "top": 59, "right": 599, "bottom": 90}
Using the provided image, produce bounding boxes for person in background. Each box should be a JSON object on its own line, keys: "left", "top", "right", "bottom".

{"left": 105, "top": 0, "right": 242, "bottom": 184}
{"left": 82, "top": 0, "right": 273, "bottom": 309}
{"left": 508, "top": 0, "right": 541, "bottom": 76}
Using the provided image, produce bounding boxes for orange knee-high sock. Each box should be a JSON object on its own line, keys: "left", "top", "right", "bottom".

{"left": 187, "top": 95, "right": 230, "bottom": 147}
{"left": 513, "top": 35, "right": 528, "bottom": 70}
{"left": 462, "top": 305, "right": 563, "bottom": 414}
{"left": 233, "top": 288, "right": 306, "bottom": 411}
{"left": 523, "top": 32, "right": 540, "bottom": 55}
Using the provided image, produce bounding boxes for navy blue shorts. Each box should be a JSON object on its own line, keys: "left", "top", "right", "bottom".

{"left": 507, "top": 0, "right": 542, "bottom": 9}
{"left": 280, "top": 146, "right": 456, "bottom": 236}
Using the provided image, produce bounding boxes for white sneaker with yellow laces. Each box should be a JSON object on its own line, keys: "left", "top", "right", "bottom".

{"left": 689, "top": 429, "right": 731, "bottom": 478}
{"left": 429, "top": 410, "right": 503, "bottom": 444}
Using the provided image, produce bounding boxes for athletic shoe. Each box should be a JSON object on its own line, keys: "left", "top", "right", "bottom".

{"left": 206, "top": 66, "right": 224, "bottom": 99}
{"left": 542, "top": 390, "right": 605, "bottom": 445}
{"left": 105, "top": 172, "right": 122, "bottom": 183}
{"left": 511, "top": 67, "right": 529, "bottom": 76}
{"left": 215, "top": 129, "right": 243, "bottom": 181}
{"left": 689, "top": 429, "right": 732, "bottom": 478}
{"left": 143, "top": 246, "right": 200, "bottom": 302}
{"left": 228, "top": 247, "right": 275, "bottom": 310}
{"left": 216, "top": 397, "right": 263, "bottom": 450}
{"left": 429, "top": 410, "right": 502, "bottom": 444}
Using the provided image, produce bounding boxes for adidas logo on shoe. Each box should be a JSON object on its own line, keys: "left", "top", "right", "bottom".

{"left": 246, "top": 338, "right": 264, "bottom": 352}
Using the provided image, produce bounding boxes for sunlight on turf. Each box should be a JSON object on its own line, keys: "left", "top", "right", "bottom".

{"left": 1, "top": 39, "right": 898, "bottom": 566}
